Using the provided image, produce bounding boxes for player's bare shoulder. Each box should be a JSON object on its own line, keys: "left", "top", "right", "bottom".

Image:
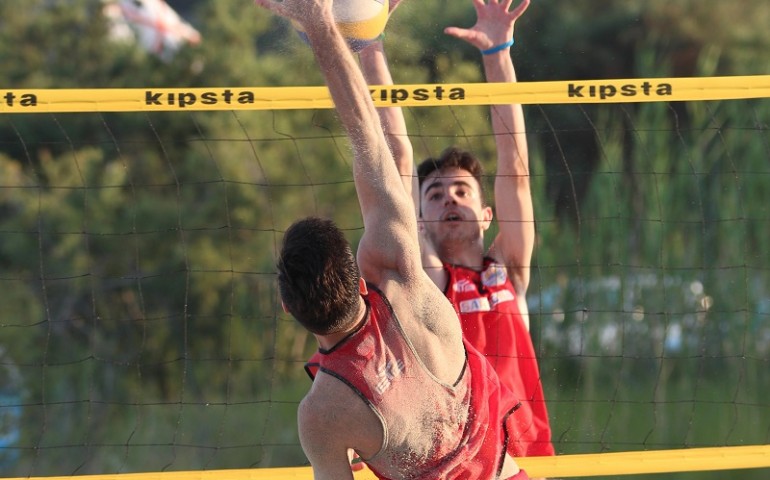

{"left": 300, "top": 371, "right": 383, "bottom": 459}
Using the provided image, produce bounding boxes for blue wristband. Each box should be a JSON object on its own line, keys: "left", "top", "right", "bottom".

{"left": 480, "top": 38, "right": 515, "bottom": 55}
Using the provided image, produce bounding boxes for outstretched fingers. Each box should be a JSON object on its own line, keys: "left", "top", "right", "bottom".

{"left": 445, "top": 0, "right": 531, "bottom": 50}
{"left": 488, "top": 0, "right": 515, "bottom": 9}
{"left": 443, "top": 25, "right": 482, "bottom": 44}
{"left": 509, "top": 0, "right": 530, "bottom": 20}
{"left": 478, "top": 0, "right": 530, "bottom": 20}
{"left": 486, "top": 0, "right": 530, "bottom": 21}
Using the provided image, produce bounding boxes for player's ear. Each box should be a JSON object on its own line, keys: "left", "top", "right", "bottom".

{"left": 359, "top": 278, "right": 368, "bottom": 295}
{"left": 481, "top": 206, "right": 493, "bottom": 231}
{"left": 281, "top": 300, "right": 289, "bottom": 314}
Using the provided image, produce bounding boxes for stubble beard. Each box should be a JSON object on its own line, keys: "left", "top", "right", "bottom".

{"left": 425, "top": 220, "right": 480, "bottom": 261}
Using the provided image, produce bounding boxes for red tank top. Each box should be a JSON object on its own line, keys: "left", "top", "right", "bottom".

{"left": 305, "top": 284, "right": 519, "bottom": 479}
{"left": 444, "top": 260, "right": 555, "bottom": 457}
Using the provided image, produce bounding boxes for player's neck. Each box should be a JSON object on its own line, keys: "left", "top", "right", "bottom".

{"left": 437, "top": 240, "right": 485, "bottom": 270}
{"left": 315, "top": 296, "right": 367, "bottom": 350}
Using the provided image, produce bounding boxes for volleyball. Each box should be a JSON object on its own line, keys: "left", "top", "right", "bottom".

{"left": 294, "top": 0, "right": 389, "bottom": 52}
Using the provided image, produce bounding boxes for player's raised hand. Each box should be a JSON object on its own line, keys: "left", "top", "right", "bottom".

{"left": 444, "top": 0, "right": 530, "bottom": 51}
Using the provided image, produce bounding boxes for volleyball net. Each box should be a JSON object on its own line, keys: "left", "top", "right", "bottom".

{"left": 1, "top": 75, "right": 769, "bottom": 479}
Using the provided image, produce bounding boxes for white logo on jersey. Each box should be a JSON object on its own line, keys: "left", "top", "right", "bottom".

{"left": 481, "top": 263, "right": 507, "bottom": 288}
{"left": 459, "top": 297, "right": 491, "bottom": 313}
{"left": 490, "top": 289, "right": 515, "bottom": 308}
{"left": 453, "top": 279, "right": 477, "bottom": 293}
{"left": 374, "top": 358, "right": 405, "bottom": 395}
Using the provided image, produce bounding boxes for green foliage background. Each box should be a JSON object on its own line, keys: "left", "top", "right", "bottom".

{"left": 1, "top": 0, "right": 769, "bottom": 478}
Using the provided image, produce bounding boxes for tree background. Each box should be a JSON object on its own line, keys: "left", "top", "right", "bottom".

{"left": 1, "top": 0, "right": 769, "bottom": 478}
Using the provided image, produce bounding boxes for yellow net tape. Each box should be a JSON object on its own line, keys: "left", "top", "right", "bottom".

{"left": 3, "top": 445, "right": 769, "bottom": 479}
{"left": 3, "top": 75, "right": 770, "bottom": 113}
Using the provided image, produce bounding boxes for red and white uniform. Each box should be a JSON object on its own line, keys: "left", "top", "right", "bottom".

{"left": 306, "top": 284, "right": 522, "bottom": 479}
{"left": 443, "top": 259, "right": 555, "bottom": 457}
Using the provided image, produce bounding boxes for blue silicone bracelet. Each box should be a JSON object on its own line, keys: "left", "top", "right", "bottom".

{"left": 480, "top": 38, "right": 515, "bottom": 55}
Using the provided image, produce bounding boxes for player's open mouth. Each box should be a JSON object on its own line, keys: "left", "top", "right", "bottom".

{"left": 442, "top": 213, "right": 462, "bottom": 222}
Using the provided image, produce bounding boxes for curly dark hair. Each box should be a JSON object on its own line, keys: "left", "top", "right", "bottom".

{"left": 277, "top": 217, "right": 361, "bottom": 335}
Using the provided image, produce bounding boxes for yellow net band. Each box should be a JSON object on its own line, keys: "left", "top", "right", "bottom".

{"left": 3, "top": 75, "right": 770, "bottom": 113}
{"left": 514, "top": 444, "right": 770, "bottom": 478}
{"left": 3, "top": 445, "right": 768, "bottom": 479}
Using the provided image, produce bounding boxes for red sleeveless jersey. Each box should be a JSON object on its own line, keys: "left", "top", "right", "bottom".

{"left": 443, "top": 260, "right": 555, "bottom": 457}
{"left": 305, "top": 284, "right": 520, "bottom": 479}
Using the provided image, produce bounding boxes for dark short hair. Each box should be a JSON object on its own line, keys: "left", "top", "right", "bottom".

{"left": 417, "top": 146, "right": 485, "bottom": 195}
{"left": 277, "top": 217, "right": 361, "bottom": 335}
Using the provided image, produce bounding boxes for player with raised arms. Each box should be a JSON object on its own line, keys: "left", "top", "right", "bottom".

{"left": 253, "top": 0, "right": 530, "bottom": 478}
{"left": 358, "top": 0, "right": 556, "bottom": 465}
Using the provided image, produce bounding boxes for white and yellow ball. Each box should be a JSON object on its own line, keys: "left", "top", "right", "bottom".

{"left": 294, "top": 0, "right": 389, "bottom": 52}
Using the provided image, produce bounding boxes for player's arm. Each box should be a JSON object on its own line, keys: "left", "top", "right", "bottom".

{"left": 357, "top": 0, "right": 417, "bottom": 208}
{"left": 487, "top": 38, "right": 534, "bottom": 327}
{"left": 298, "top": 7, "right": 420, "bottom": 285}
{"left": 357, "top": 7, "right": 445, "bottom": 285}
{"left": 445, "top": 0, "right": 534, "bottom": 322}
{"left": 253, "top": 0, "right": 420, "bottom": 285}
{"left": 358, "top": 40, "right": 418, "bottom": 210}
{"left": 297, "top": 396, "right": 356, "bottom": 480}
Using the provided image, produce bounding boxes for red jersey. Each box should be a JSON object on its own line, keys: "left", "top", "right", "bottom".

{"left": 443, "top": 260, "right": 555, "bottom": 457}
{"left": 305, "top": 284, "right": 520, "bottom": 480}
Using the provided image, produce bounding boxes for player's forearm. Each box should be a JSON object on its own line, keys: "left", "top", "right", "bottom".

{"left": 359, "top": 43, "right": 417, "bottom": 203}
{"left": 303, "top": 19, "right": 414, "bottom": 233}
{"left": 358, "top": 45, "right": 409, "bottom": 146}
{"left": 483, "top": 52, "right": 529, "bottom": 178}
{"left": 485, "top": 50, "right": 535, "bottom": 281}
{"left": 305, "top": 21, "right": 381, "bottom": 149}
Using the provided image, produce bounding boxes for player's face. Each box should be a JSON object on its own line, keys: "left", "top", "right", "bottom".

{"left": 419, "top": 167, "right": 491, "bottom": 244}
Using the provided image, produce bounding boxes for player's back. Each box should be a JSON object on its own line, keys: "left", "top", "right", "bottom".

{"left": 312, "top": 285, "right": 515, "bottom": 479}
